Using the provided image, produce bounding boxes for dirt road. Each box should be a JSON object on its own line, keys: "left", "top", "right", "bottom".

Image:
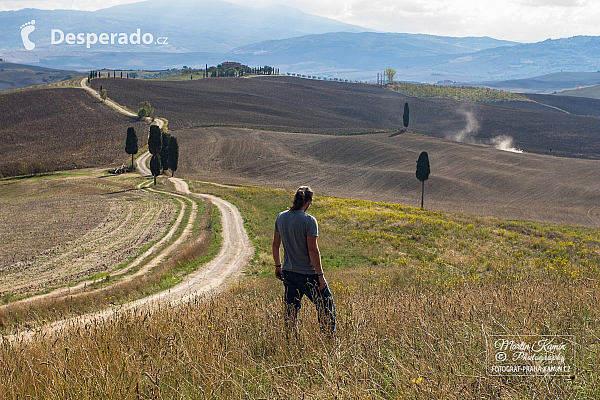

{"left": 8, "top": 175, "right": 253, "bottom": 342}
{"left": 80, "top": 77, "right": 165, "bottom": 129}
{"left": 135, "top": 151, "right": 253, "bottom": 303}
{"left": 5, "top": 84, "right": 254, "bottom": 342}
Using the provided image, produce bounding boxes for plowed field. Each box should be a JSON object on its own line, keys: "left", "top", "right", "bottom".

{"left": 176, "top": 127, "right": 600, "bottom": 228}
{"left": 0, "top": 88, "right": 148, "bottom": 178}
{"left": 91, "top": 76, "right": 600, "bottom": 159}
{"left": 0, "top": 173, "right": 177, "bottom": 297}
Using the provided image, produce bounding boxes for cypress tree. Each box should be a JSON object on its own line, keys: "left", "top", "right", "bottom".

{"left": 416, "top": 152, "right": 431, "bottom": 209}
{"left": 150, "top": 154, "right": 161, "bottom": 185}
{"left": 125, "top": 127, "right": 138, "bottom": 168}
{"left": 160, "top": 132, "right": 171, "bottom": 173}
{"left": 148, "top": 125, "right": 162, "bottom": 155}
{"left": 403, "top": 102, "right": 410, "bottom": 131}
{"left": 168, "top": 136, "right": 179, "bottom": 177}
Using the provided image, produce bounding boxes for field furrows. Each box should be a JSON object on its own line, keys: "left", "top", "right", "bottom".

{"left": 0, "top": 88, "right": 149, "bottom": 178}
{"left": 177, "top": 127, "right": 600, "bottom": 228}
{"left": 0, "top": 186, "right": 177, "bottom": 298}
{"left": 90, "top": 76, "right": 600, "bottom": 158}
{"left": 108, "top": 187, "right": 198, "bottom": 283}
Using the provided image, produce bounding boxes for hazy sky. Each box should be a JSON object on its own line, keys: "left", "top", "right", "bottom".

{"left": 2, "top": 0, "right": 599, "bottom": 42}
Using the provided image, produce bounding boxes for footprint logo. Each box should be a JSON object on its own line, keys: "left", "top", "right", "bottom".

{"left": 20, "top": 20, "right": 36, "bottom": 50}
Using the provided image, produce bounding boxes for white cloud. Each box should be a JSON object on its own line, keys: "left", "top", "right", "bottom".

{"left": 3, "top": 0, "right": 600, "bottom": 42}
{"left": 0, "top": 0, "right": 140, "bottom": 11}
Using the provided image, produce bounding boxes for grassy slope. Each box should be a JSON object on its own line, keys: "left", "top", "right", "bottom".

{"left": 558, "top": 85, "right": 600, "bottom": 99}
{"left": 2, "top": 183, "right": 599, "bottom": 399}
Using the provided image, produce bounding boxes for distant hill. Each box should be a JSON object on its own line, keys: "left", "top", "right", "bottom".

{"left": 424, "top": 36, "right": 600, "bottom": 82}
{"left": 476, "top": 72, "right": 600, "bottom": 94}
{"left": 0, "top": 61, "right": 80, "bottom": 91}
{"left": 228, "top": 34, "right": 600, "bottom": 82}
{"left": 2, "top": 1, "right": 600, "bottom": 83}
{"left": 229, "top": 32, "right": 516, "bottom": 80}
{"left": 0, "top": 0, "right": 369, "bottom": 55}
{"left": 558, "top": 85, "right": 600, "bottom": 99}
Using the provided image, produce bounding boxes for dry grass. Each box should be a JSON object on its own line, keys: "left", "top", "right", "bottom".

{"left": 1, "top": 184, "right": 598, "bottom": 398}
{"left": 0, "top": 263, "right": 597, "bottom": 398}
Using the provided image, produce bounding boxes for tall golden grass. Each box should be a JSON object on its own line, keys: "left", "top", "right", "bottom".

{"left": 1, "top": 184, "right": 599, "bottom": 398}
{"left": 1, "top": 269, "right": 597, "bottom": 399}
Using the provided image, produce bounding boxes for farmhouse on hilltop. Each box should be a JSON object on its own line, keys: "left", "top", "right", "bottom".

{"left": 221, "top": 61, "right": 249, "bottom": 70}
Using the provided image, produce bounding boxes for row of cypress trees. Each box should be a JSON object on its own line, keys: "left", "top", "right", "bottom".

{"left": 148, "top": 125, "right": 179, "bottom": 185}
{"left": 126, "top": 125, "right": 179, "bottom": 184}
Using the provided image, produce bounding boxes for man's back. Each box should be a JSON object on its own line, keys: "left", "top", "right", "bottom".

{"left": 275, "top": 209, "right": 318, "bottom": 274}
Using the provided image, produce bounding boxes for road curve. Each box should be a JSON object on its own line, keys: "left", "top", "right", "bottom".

{"left": 6, "top": 83, "right": 254, "bottom": 342}
{"left": 132, "top": 176, "right": 253, "bottom": 306}
{"left": 137, "top": 150, "right": 152, "bottom": 177}
{"left": 136, "top": 152, "right": 254, "bottom": 303}
{"left": 80, "top": 77, "right": 165, "bottom": 129}
{"left": 81, "top": 82, "right": 253, "bottom": 295}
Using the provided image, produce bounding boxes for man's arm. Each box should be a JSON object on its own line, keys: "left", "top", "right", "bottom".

{"left": 272, "top": 231, "right": 283, "bottom": 281}
{"left": 307, "top": 236, "right": 326, "bottom": 290}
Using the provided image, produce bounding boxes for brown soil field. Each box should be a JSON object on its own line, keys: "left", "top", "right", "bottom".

{"left": 0, "top": 172, "right": 177, "bottom": 298}
{"left": 91, "top": 77, "right": 400, "bottom": 134}
{"left": 525, "top": 93, "right": 600, "bottom": 117}
{"left": 176, "top": 127, "right": 600, "bottom": 228}
{"left": 91, "top": 76, "right": 600, "bottom": 159}
{"left": 0, "top": 88, "right": 149, "bottom": 178}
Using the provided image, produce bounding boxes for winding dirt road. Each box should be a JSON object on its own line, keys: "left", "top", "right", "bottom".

{"left": 5, "top": 82, "right": 254, "bottom": 342}
{"left": 136, "top": 150, "right": 254, "bottom": 301}
{"left": 97, "top": 80, "right": 254, "bottom": 304}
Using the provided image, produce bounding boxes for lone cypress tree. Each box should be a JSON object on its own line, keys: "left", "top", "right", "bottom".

{"left": 150, "top": 154, "right": 161, "bottom": 185}
{"left": 125, "top": 127, "right": 138, "bottom": 168}
{"left": 403, "top": 102, "right": 410, "bottom": 131}
{"left": 416, "top": 151, "right": 430, "bottom": 209}
{"left": 168, "top": 136, "right": 179, "bottom": 177}
{"left": 148, "top": 125, "right": 162, "bottom": 156}
{"left": 160, "top": 132, "right": 171, "bottom": 173}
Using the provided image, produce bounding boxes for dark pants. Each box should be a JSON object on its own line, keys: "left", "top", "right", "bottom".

{"left": 282, "top": 270, "right": 336, "bottom": 335}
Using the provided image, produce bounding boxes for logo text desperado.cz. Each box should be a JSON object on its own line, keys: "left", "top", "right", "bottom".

{"left": 51, "top": 29, "right": 167, "bottom": 48}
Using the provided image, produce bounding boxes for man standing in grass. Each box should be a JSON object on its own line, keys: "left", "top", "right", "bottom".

{"left": 272, "top": 186, "right": 336, "bottom": 335}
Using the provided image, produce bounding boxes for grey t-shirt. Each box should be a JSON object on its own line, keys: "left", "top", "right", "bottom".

{"left": 274, "top": 209, "right": 319, "bottom": 274}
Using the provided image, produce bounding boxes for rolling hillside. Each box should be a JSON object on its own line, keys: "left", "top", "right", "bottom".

{"left": 91, "top": 77, "right": 404, "bottom": 134}
{"left": 0, "top": 88, "right": 148, "bottom": 177}
{"left": 5, "top": 77, "right": 600, "bottom": 227}
{"left": 176, "top": 127, "right": 600, "bottom": 228}
{"left": 91, "top": 76, "right": 600, "bottom": 159}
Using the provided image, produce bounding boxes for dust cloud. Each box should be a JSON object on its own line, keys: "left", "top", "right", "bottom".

{"left": 490, "top": 135, "right": 523, "bottom": 153}
{"left": 447, "top": 108, "right": 522, "bottom": 153}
